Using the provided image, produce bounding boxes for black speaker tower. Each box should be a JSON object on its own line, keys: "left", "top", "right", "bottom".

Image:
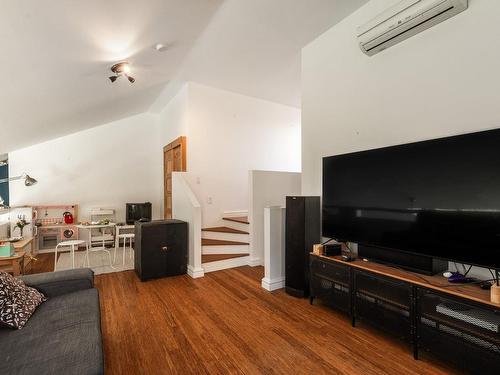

{"left": 285, "top": 196, "right": 320, "bottom": 297}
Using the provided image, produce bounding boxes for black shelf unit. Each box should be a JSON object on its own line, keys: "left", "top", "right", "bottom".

{"left": 134, "top": 219, "right": 188, "bottom": 281}
{"left": 417, "top": 289, "right": 500, "bottom": 375}
{"left": 309, "top": 254, "right": 500, "bottom": 375}
{"left": 309, "top": 256, "right": 350, "bottom": 313}
{"left": 353, "top": 270, "right": 413, "bottom": 343}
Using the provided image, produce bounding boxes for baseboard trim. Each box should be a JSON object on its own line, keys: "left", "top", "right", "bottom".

{"left": 187, "top": 265, "right": 205, "bottom": 279}
{"left": 202, "top": 256, "right": 250, "bottom": 273}
{"left": 261, "top": 277, "right": 285, "bottom": 291}
{"left": 247, "top": 257, "right": 263, "bottom": 267}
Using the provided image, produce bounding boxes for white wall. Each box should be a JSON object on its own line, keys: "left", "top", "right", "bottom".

{"left": 187, "top": 83, "right": 301, "bottom": 226}
{"left": 172, "top": 172, "right": 203, "bottom": 278}
{"left": 9, "top": 113, "right": 162, "bottom": 222}
{"left": 248, "top": 170, "right": 301, "bottom": 265}
{"left": 157, "top": 84, "right": 189, "bottom": 150}
{"left": 302, "top": 0, "right": 500, "bottom": 277}
{"left": 158, "top": 82, "right": 302, "bottom": 226}
{"left": 302, "top": 0, "right": 500, "bottom": 195}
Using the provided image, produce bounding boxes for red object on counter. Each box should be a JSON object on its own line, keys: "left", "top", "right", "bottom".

{"left": 63, "top": 212, "right": 74, "bottom": 224}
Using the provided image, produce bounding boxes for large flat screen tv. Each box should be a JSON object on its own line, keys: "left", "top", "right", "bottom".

{"left": 322, "top": 128, "right": 500, "bottom": 270}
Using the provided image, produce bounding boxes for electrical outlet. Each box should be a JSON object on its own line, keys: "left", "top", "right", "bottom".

{"left": 207, "top": 197, "right": 213, "bottom": 204}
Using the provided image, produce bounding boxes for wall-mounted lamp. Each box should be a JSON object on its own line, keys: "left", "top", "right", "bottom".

{"left": 0, "top": 173, "right": 38, "bottom": 187}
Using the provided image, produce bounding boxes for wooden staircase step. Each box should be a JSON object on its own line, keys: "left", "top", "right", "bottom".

{"left": 202, "top": 253, "right": 249, "bottom": 263}
{"left": 202, "top": 226, "right": 249, "bottom": 235}
{"left": 202, "top": 238, "right": 249, "bottom": 246}
{"left": 222, "top": 216, "right": 249, "bottom": 224}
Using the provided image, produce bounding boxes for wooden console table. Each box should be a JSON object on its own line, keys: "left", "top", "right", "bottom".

{"left": 0, "top": 237, "right": 35, "bottom": 276}
{"left": 0, "top": 251, "right": 26, "bottom": 276}
{"left": 310, "top": 253, "right": 500, "bottom": 375}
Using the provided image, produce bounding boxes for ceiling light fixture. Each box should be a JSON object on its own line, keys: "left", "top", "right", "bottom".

{"left": 154, "top": 43, "right": 169, "bottom": 52}
{"left": 108, "top": 61, "right": 136, "bottom": 84}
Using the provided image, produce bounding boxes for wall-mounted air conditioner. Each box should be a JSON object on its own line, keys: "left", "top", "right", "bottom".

{"left": 357, "top": 0, "right": 468, "bottom": 56}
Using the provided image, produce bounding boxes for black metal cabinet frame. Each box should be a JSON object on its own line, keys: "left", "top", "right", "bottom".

{"left": 309, "top": 254, "right": 500, "bottom": 373}
{"left": 309, "top": 255, "right": 351, "bottom": 313}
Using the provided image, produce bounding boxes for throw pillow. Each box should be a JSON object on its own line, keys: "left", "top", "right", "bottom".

{"left": 0, "top": 271, "right": 47, "bottom": 329}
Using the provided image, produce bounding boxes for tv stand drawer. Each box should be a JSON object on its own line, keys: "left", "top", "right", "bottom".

{"left": 418, "top": 289, "right": 500, "bottom": 374}
{"left": 354, "top": 270, "right": 411, "bottom": 309}
{"left": 310, "top": 256, "right": 349, "bottom": 285}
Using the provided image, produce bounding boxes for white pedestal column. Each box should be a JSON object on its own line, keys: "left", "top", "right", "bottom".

{"left": 261, "top": 206, "right": 286, "bottom": 291}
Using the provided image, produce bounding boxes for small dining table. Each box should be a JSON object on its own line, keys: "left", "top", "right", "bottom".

{"left": 76, "top": 223, "right": 116, "bottom": 250}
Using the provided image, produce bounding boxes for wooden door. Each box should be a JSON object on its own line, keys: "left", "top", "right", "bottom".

{"left": 164, "top": 136, "right": 187, "bottom": 219}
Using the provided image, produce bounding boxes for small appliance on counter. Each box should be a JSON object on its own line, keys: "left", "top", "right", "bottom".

{"left": 63, "top": 211, "right": 74, "bottom": 224}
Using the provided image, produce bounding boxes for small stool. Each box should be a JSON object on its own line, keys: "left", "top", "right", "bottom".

{"left": 54, "top": 240, "right": 86, "bottom": 271}
{"left": 84, "top": 242, "right": 114, "bottom": 270}
{"left": 115, "top": 233, "right": 135, "bottom": 265}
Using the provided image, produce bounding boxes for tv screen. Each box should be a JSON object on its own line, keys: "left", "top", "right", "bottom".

{"left": 322, "top": 128, "right": 500, "bottom": 270}
{"left": 126, "top": 202, "right": 152, "bottom": 225}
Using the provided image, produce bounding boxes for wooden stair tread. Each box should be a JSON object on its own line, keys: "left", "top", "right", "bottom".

{"left": 202, "top": 226, "right": 249, "bottom": 234}
{"left": 222, "top": 216, "right": 249, "bottom": 224}
{"left": 202, "top": 253, "right": 249, "bottom": 263}
{"left": 202, "top": 238, "right": 249, "bottom": 246}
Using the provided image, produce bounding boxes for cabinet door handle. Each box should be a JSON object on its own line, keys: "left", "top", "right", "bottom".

{"left": 161, "top": 246, "right": 169, "bottom": 252}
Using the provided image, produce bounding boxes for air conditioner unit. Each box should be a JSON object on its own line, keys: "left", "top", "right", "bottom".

{"left": 357, "top": 0, "right": 468, "bottom": 56}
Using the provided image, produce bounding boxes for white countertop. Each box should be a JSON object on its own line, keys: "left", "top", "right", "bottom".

{"left": 76, "top": 222, "right": 116, "bottom": 229}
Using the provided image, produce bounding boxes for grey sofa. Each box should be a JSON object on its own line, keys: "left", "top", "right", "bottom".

{"left": 0, "top": 268, "right": 104, "bottom": 375}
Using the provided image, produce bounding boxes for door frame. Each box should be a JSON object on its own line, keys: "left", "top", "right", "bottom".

{"left": 163, "top": 136, "right": 187, "bottom": 219}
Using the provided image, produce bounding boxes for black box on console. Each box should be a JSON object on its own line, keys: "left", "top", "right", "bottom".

{"left": 324, "top": 243, "right": 342, "bottom": 256}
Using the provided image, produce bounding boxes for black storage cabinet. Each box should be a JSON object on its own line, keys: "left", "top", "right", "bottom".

{"left": 353, "top": 269, "right": 412, "bottom": 342}
{"left": 134, "top": 219, "right": 188, "bottom": 281}
{"left": 417, "top": 289, "right": 500, "bottom": 375}
{"left": 309, "top": 255, "right": 350, "bottom": 313}
{"left": 309, "top": 253, "right": 500, "bottom": 374}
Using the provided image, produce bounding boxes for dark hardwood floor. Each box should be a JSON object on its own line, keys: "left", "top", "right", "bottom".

{"left": 30, "top": 253, "right": 458, "bottom": 374}
{"left": 27, "top": 251, "right": 58, "bottom": 275}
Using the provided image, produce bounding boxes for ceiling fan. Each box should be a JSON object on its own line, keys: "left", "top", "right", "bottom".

{"left": 108, "top": 61, "right": 135, "bottom": 83}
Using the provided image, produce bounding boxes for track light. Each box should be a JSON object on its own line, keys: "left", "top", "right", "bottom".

{"left": 108, "top": 62, "right": 135, "bottom": 84}
{"left": 24, "top": 174, "right": 37, "bottom": 186}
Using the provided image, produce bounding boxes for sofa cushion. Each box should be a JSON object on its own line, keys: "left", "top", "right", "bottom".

{"left": 0, "top": 288, "right": 103, "bottom": 375}
{"left": 0, "top": 271, "right": 46, "bottom": 329}
{"left": 20, "top": 268, "right": 94, "bottom": 298}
